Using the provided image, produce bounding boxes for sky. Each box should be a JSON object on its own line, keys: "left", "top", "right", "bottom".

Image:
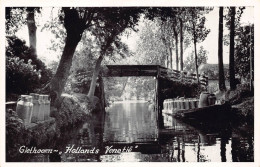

{"left": 202, "top": 7, "right": 254, "bottom": 64}
{"left": 123, "top": 7, "right": 254, "bottom": 64}
{"left": 15, "top": 7, "right": 254, "bottom": 66}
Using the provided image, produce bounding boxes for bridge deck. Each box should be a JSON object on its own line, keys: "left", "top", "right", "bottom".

{"left": 103, "top": 65, "right": 160, "bottom": 77}
{"left": 103, "top": 65, "right": 208, "bottom": 86}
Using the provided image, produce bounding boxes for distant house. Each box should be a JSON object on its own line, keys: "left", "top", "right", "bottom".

{"left": 198, "top": 64, "right": 230, "bottom": 92}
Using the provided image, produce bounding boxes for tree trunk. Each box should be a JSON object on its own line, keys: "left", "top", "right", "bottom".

{"left": 165, "top": 45, "right": 169, "bottom": 68}
{"left": 166, "top": 52, "right": 169, "bottom": 68}
{"left": 194, "top": 40, "right": 199, "bottom": 84}
{"left": 229, "top": 7, "right": 236, "bottom": 90}
{"left": 173, "top": 28, "right": 179, "bottom": 71}
{"left": 121, "top": 78, "right": 129, "bottom": 96}
{"left": 88, "top": 33, "right": 116, "bottom": 100}
{"left": 180, "top": 18, "right": 184, "bottom": 71}
{"left": 48, "top": 8, "right": 91, "bottom": 107}
{"left": 169, "top": 46, "right": 173, "bottom": 69}
{"left": 218, "top": 7, "right": 226, "bottom": 91}
{"left": 161, "top": 37, "right": 170, "bottom": 68}
{"left": 27, "top": 9, "right": 37, "bottom": 56}
{"left": 49, "top": 35, "right": 80, "bottom": 106}
{"left": 87, "top": 55, "right": 104, "bottom": 99}
{"left": 192, "top": 22, "right": 200, "bottom": 84}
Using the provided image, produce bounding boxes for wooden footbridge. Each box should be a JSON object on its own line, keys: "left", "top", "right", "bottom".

{"left": 103, "top": 65, "right": 208, "bottom": 128}
{"left": 103, "top": 65, "right": 208, "bottom": 85}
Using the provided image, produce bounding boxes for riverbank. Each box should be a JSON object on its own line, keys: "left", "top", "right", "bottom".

{"left": 227, "top": 84, "right": 254, "bottom": 122}
{"left": 5, "top": 93, "right": 103, "bottom": 161}
{"left": 232, "top": 97, "right": 254, "bottom": 122}
{"left": 215, "top": 84, "right": 253, "bottom": 118}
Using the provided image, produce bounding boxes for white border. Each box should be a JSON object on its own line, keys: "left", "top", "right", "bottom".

{"left": 0, "top": 0, "right": 259, "bottom": 167}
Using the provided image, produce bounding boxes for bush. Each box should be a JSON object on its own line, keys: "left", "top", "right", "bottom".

{"left": 161, "top": 79, "right": 200, "bottom": 99}
{"left": 53, "top": 94, "right": 90, "bottom": 132}
{"left": 6, "top": 109, "right": 29, "bottom": 161}
{"left": 6, "top": 36, "right": 53, "bottom": 100}
{"left": 6, "top": 57, "right": 41, "bottom": 97}
{"left": 68, "top": 69, "right": 92, "bottom": 94}
{"left": 228, "top": 84, "right": 253, "bottom": 105}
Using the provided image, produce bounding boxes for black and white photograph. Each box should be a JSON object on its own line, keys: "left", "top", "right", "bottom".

{"left": 2, "top": 1, "right": 258, "bottom": 164}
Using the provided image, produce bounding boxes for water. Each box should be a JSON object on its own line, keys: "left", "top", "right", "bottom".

{"left": 26, "top": 101, "right": 253, "bottom": 162}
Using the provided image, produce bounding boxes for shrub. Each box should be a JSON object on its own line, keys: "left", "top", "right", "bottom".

{"left": 6, "top": 36, "right": 53, "bottom": 100}
{"left": 68, "top": 69, "right": 92, "bottom": 94}
{"left": 161, "top": 79, "right": 200, "bottom": 99}
{"left": 6, "top": 109, "right": 29, "bottom": 161}
{"left": 228, "top": 84, "right": 253, "bottom": 105}
{"left": 6, "top": 57, "right": 41, "bottom": 97}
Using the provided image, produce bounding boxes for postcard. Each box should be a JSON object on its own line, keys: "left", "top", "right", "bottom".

{"left": 1, "top": 0, "right": 259, "bottom": 166}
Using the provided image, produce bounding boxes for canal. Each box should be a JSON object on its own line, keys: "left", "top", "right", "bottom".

{"left": 27, "top": 101, "right": 253, "bottom": 162}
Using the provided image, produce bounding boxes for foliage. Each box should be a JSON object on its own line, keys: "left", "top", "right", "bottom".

{"left": 135, "top": 18, "right": 168, "bottom": 66}
{"left": 91, "top": 8, "right": 144, "bottom": 55}
{"left": 104, "top": 77, "right": 129, "bottom": 101}
{"left": 86, "top": 7, "right": 144, "bottom": 98}
{"left": 67, "top": 32, "right": 131, "bottom": 94}
{"left": 228, "top": 84, "right": 253, "bottom": 105}
{"left": 6, "top": 8, "right": 27, "bottom": 35}
{"left": 199, "top": 64, "right": 229, "bottom": 80}
{"left": 6, "top": 57, "right": 40, "bottom": 97}
{"left": 144, "top": 7, "right": 192, "bottom": 70}
{"left": 103, "top": 76, "right": 155, "bottom": 102}
{"left": 223, "top": 20, "right": 254, "bottom": 81}
{"left": 6, "top": 109, "right": 29, "bottom": 161}
{"left": 65, "top": 32, "right": 98, "bottom": 93}
{"left": 161, "top": 79, "right": 200, "bottom": 99}
{"left": 123, "top": 77, "right": 155, "bottom": 100}
{"left": 6, "top": 36, "right": 52, "bottom": 99}
{"left": 234, "top": 24, "right": 254, "bottom": 79}
{"left": 184, "top": 46, "right": 208, "bottom": 73}
{"left": 185, "top": 7, "right": 212, "bottom": 43}
{"left": 184, "top": 7, "right": 212, "bottom": 83}
{"left": 41, "top": 7, "right": 66, "bottom": 57}
{"left": 6, "top": 7, "right": 41, "bottom": 35}
{"left": 53, "top": 94, "right": 89, "bottom": 131}
{"left": 224, "top": 7, "right": 245, "bottom": 30}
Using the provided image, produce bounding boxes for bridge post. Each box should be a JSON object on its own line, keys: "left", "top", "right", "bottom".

{"left": 156, "top": 66, "right": 164, "bottom": 129}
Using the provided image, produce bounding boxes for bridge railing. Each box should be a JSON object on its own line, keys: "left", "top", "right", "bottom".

{"left": 160, "top": 68, "right": 208, "bottom": 87}
{"left": 103, "top": 65, "right": 208, "bottom": 88}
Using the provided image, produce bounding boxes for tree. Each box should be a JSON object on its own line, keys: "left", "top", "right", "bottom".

{"left": 179, "top": 17, "right": 184, "bottom": 70}
{"left": 224, "top": 7, "right": 245, "bottom": 90}
{"left": 218, "top": 7, "right": 226, "bottom": 91}
{"left": 134, "top": 17, "right": 187, "bottom": 68}
{"left": 186, "top": 7, "right": 211, "bottom": 83}
{"left": 67, "top": 32, "right": 100, "bottom": 94}
{"left": 136, "top": 18, "right": 169, "bottom": 66}
{"left": 6, "top": 36, "right": 52, "bottom": 100}
{"left": 144, "top": 7, "right": 198, "bottom": 71}
{"left": 234, "top": 24, "right": 254, "bottom": 80}
{"left": 172, "top": 21, "right": 179, "bottom": 70}
{"left": 6, "top": 36, "right": 52, "bottom": 85}
{"left": 48, "top": 7, "right": 96, "bottom": 106}
{"left": 87, "top": 8, "right": 143, "bottom": 100}
{"left": 229, "top": 7, "right": 236, "bottom": 90}
{"left": 6, "top": 7, "right": 41, "bottom": 56}
{"left": 26, "top": 7, "right": 39, "bottom": 56}
{"left": 6, "top": 7, "right": 26, "bottom": 35}
{"left": 160, "top": 20, "right": 172, "bottom": 68}
{"left": 184, "top": 46, "right": 208, "bottom": 72}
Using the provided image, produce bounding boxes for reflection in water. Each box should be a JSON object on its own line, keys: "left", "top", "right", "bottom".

{"left": 26, "top": 101, "right": 253, "bottom": 162}
{"left": 161, "top": 112, "right": 253, "bottom": 162}
{"left": 103, "top": 102, "right": 158, "bottom": 143}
